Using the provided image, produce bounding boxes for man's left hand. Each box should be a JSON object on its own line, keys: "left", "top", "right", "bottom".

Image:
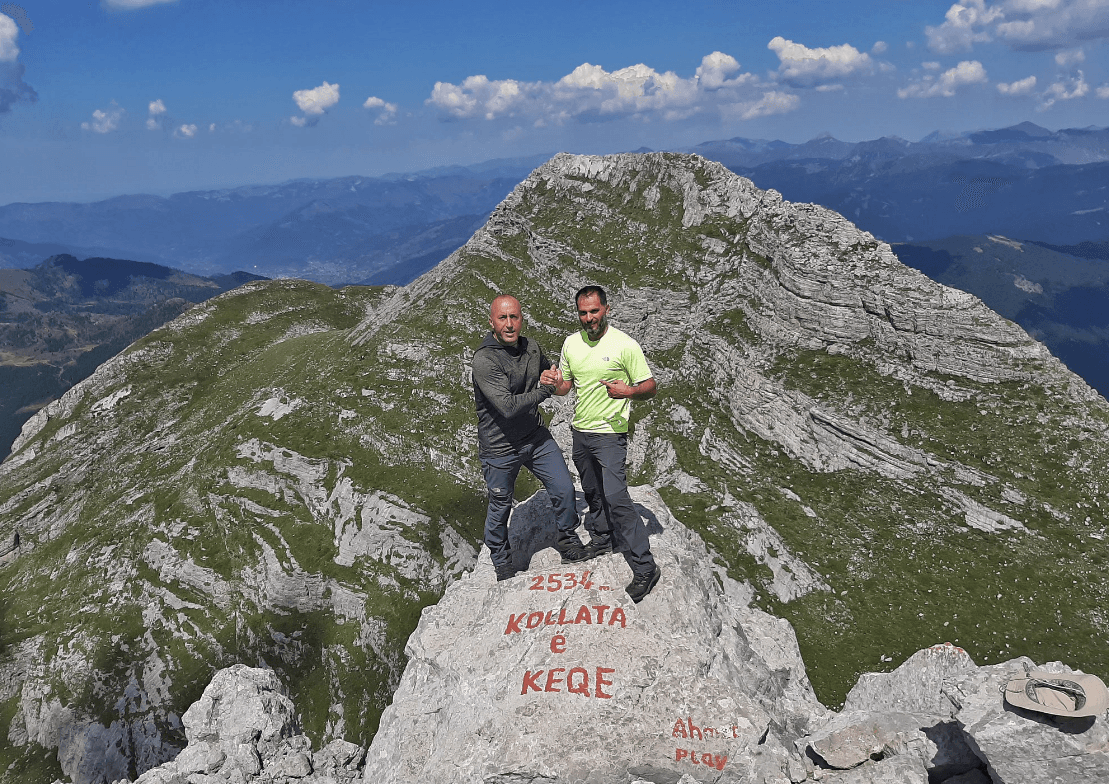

{"left": 601, "top": 379, "right": 634, "bottom": 399}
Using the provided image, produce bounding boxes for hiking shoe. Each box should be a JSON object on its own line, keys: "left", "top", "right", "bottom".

{"left": 581, "top": 537, "right": 613, "bottom": 559}
{"left": 626, "top": 565, "right": 661, "bottom": 603}
{"left": 557, "top": 532, "right": 594, "bottom": 564}
{"left": 559, "top": 542, "right": 594, "bottom": 564}
{"left": 495, "top": 564, "right": 520, "bottom": 582}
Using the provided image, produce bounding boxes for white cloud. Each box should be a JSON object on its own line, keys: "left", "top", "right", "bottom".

{"left": 735, "top": 91, "right": 801, "bottom": 119}
{"left": 174, "top": 123, "right": 197, "bottom": 138}
{"left": 997, "top": 74, "right": 1038, "bottom": 94}
{"left": 102, "top": 0, "right": 177, "bottom": 9}
{"left": 927, "top": 0, "right": 1109, "bottom": 52}
{"left": 146, "top": 98, "right": 166, "bottom": 130}
{"left": 1039, "top": 70, "right": 1089, "bottom": 109}
{"left": 768, "top": 37, "right": 875, "bottom": 86}
{"left": 1055, "top": 47, "right": 1085, "bottom": 65}
{"left": 1098, "top": 84, "right": 1109, "bottom": 98}
{"left": 926, "top": 0, "right": 1002, "bottom": 53}
{"left": 898, "top": 60, "right": 988, "bottom": 97}
{"left": 290, "top": 115, "right": 307, "bottom": 127}
{"left": 426, "top": 51, "right": 792, "bottom": 126}
{"left": 0, "top": 12, "right": 19, "bottom": 62}
{"left": 0, "top": 10, "right": 35, "bottom": 115}
{"left": 872, "top": 41, "right": 889, "bottom": 54}
{"left": 695, "top": 51, "right": 742, "bottom": 89}
{"left": 293, "top": 81, "right": 339, "bottom": 116}
{"left": 81, "top": 103, "right": 124, "bottom": 133}
{"left": 363, "top": 95, "right": 398, "bottom": 125}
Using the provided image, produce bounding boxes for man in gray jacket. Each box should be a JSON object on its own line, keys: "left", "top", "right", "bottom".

{"left": 472, "top": 294, "right": 593, "bottom": 581}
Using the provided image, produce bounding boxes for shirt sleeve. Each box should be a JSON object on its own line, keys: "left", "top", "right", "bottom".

{"left": 623, "top": 340, "right": 653, "bottom": 385}
{"left": 472, "top": 351, "right": 551, "bottom": 419}
{"left": 558, "top": 336, "right": 575, "bottom": 382}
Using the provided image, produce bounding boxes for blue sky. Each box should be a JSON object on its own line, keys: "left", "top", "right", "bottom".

{"left": 0, "top": 0, "right": 1107, "bottom": 204}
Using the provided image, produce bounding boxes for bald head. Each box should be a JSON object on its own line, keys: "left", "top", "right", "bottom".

{"left": 489, "top": 295, "right": 523, "bottom": 346}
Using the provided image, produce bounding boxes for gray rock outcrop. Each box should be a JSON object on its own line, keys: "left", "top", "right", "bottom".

{"left": 363, "top": 486, "right": 826, "bottom": 784}
{"left": 116, "top": 665, "right": 365, "bottom": 784}
{"left": 118, "top": 490, "right": 1109, "bottom": 784}
{"left": 802, "top": 644, "right": 1109, "bottom": 784}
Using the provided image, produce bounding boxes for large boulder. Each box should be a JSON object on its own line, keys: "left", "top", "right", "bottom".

{"left": 121, "top": 665, "right": 365, "bottom": 784}
{"left": 948, "top": 659, "right": 1109, "bottom": 783}
{"left": 362, "top": 486, "right": 828, "bottom": 784}
{"left": 801, "top": 644, "right": 1109, "bottom": 784}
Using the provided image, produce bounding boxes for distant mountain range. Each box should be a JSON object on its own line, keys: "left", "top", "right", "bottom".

{"left": 695, "top": 121, "right": 1109, "bottom": 246}
{"left": 0, "top": 156, "right": 551, "bottom": 286}
{"left": 0, "top": 124, "right": 1105, "bottom": 287}
{"left": 0, "top": 255, "right": 264, "bottom": 458}
{"left": 890, "top": 235, "right": 1109, "bottom": 397}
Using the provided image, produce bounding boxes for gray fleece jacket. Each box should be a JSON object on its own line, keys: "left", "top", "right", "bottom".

{"left": 472, "top": 333, "right": 554, "bottom": 457}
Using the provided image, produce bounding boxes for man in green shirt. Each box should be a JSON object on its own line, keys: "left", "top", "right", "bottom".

{"left": 550, "top": 285, "right": 662, "bottom": 603}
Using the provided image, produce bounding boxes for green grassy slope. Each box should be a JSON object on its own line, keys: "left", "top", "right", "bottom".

{"left": 1, "top": 153, "right": 1107, "bottom": 778}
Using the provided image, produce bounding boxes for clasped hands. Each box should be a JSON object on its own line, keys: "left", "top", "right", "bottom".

{"left": 539, "top": 365, "right": 563, "bottom": 388}
{"left": 540, "top": 365, "right": 631, "bottom": 399}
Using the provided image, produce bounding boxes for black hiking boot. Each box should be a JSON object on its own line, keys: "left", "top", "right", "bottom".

{"left": 557, "top": 532, "right": 596, "bottom": 564}
{"left": 626, "top": 565, "right": 661, "bottom": 603}
{"left": 581, "top": 536, "right": 613, "bottom": 559}
{"left": 495, "top": 563, "right": 520, "bottom": 582}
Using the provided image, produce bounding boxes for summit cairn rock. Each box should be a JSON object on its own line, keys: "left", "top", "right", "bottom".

{"left": 946, "top": 658, "right": 1109, "bottom": 784}
{"left": 800, "top": 644, "right": 1109, "bottom": 784}
{"left": 125, "top": 665, "right": 365, "bottom": 784}
{"left": 362, "top": 485, "right": 828, "bottom": 784}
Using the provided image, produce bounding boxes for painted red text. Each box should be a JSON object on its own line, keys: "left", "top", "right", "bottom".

{"left": 672, "top": 717, "right": 740, "bottom": 740}
{"left": 520, "top": 667, "right": 615, "bottom": 698}
{"left": 529, "top": 571, "right": 594, "bottom": 592}
{"left": 675, "top": 749, "right": 728, "bottom": 771}
{"left": 504, "top": 605, "right": 626, "bottom": 635}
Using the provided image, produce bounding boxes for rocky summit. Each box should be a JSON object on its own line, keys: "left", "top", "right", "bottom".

{"left": 124, "top": 489, "right": 1109, "bottom": 784}
{"left": 1, "top": 152, "right": 1108, "bottom": 782}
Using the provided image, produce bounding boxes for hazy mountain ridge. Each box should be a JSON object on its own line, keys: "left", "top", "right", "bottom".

{"left": 0, "top": 255, "right": 266, "bottom": 459}
{"left": 0, "top": 167, "right": 536, "bottom": 285}
{"left": 692, "top": 121, "right": 1109, "bottom": 169}
{"left": 0, "top": 123, "right": 1106, "bottom": 289}
{"left": 891, "top": 235, "right": 1109, "bottom": 396}
{"left": 1, "top": 152, "right": 1107, "bottom": 782}
{"left": 690, "top": 122, "right": 1109, "bottom": 246}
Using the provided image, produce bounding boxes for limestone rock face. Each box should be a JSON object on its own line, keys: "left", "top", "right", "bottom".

{"left": 123, "top": 665, "right": 365, "bottom": 784}
{"left": 4, "top": 152, "right": 1109, "bottom": 782}
{"left": 802, "top": 644, "right": 1109, "bottom": 784}
{"left": 948, "top": 659, "right": 1109, "bottom": 784}
{"left": 362, "top": 486, "right": 827, "bottom": 784}
{"left": 109, "top": 545, "right": 1109, "bottom": 784}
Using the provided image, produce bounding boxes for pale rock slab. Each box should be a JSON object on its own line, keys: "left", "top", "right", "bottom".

{"left": 124, "top": 665, "right": 366, "bottom": 784}
{"left": 947, "top": 658, "right": 1109, "bottom": 784}
{"left": 362, "top": 486, "right": 827, "bottom": 784}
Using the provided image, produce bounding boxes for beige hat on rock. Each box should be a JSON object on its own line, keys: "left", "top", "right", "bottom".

{"left": 1004, "top": 670, "right": 1109, "bottom": 718}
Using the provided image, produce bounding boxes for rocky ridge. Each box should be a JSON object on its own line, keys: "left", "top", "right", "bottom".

{"left": 1, "top": 152, "right": 1107, "bottom": 781}
{"left": 115, "top": 489, "right": 1109, "bottom": 784}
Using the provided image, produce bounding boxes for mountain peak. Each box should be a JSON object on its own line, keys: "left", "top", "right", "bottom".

{"left": 3, "top": 151, "right": 1108, "bottom": 782}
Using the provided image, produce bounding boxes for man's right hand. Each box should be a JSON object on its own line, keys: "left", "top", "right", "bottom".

{"left": 540, "top": 365, "right": 563, "bottom": 387}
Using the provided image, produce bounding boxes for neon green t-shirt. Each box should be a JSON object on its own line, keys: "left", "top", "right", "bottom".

{"left": 559, "top": 325, "right": 653, "bottom": 434}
